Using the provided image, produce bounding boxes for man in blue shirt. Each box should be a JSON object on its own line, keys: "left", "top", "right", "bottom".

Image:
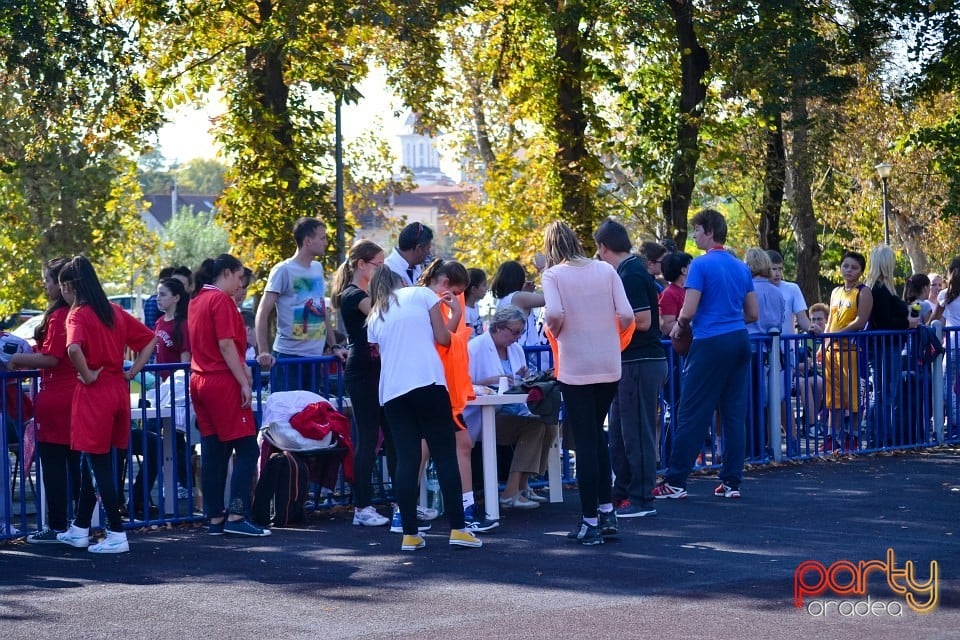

{"left": 652, "top": 209, "right": 758, "bottom": 500}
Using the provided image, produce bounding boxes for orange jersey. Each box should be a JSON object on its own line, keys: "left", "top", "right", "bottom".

{"left": 435, "top": 292, "right": 475, "bottom": 428}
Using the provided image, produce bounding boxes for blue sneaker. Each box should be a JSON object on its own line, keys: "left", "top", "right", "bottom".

{"left": 224, "top": 519, "right": 271, "bottom": 537}
{"left": 389, "top": 507, "right": 432, "bottom": 534}
{"left": 207, "top": 521, "right": 225, "bottom": 536}
{"left": 464, "top": 504, "right": 499, "bottom": 533}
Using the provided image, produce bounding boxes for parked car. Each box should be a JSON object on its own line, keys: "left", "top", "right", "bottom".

{"left": 9, "top": 314, "right": 42, "bottom": 347}
{"left": 108, "top": 294, "right": 148, "bottom": 321}
{"left": 0, "top": 309, "right": 42, "bottom": 331}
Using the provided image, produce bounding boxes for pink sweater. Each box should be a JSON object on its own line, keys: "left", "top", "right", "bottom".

{"left": 542, "top": 259, "right": 633, "bottom": 385}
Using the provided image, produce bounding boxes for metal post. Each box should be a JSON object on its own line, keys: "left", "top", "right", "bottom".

{"left": 334, "top": 94, "right": 345, "bottom": 265}
{"left": 768, "top": 328, "right": 783, "bottom": 462}
{"left": 880, "top": 176, "right": 890, "bottom": 245}
{"left": 932, "top": 321, "right": 945, "bottom": 444}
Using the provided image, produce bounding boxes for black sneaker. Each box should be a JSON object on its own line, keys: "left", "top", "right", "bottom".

{"left": 567, "top": 520, "right": 603, "bottom": 546}
{"left": 598, "top": 510, "right": 618, "bottom": 536}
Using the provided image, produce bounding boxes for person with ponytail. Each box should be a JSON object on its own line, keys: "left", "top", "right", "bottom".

{"left": 54, "top": 256, "right": 156, "bottom": 554}
{"left": 930, "top": 256, "right": 960, "bottom": 433}
{"left": 154, "top": 277, "right": 191, "bottom": 378}
{"left": 418, "top": 259, "right": 498, "bottom": 532}
{"left": 366, "top": 265, "right": 482, "bottom": 551}
{"left": 7, "top": 259, "right": 81, "bottom": 543}
{"left": 330, "top": 240, "right": 392, "bottom": 528}
{"left": 464, "top": 268, "right": 488, "bottom": 336}
{"left": 189, "top": 254, "right": 270, "bottom": 537}
{"left": 153, "top": 276, "right": 192, "bottom": 498}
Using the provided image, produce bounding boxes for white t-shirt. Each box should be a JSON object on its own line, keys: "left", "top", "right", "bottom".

{"left": 384, "top": 248, "right": 421, "bottom": 286}
{"left": 465, "top": 305, "right": 484, "bottom": 336}
{"left": 264, "top": 258, "right": 328, "bottom": 357}
{"left": 367, "top": 286, "right": 447, "bottom": 404}
{"left": 777, "top": 280, "right": 808, "bottom": 335}
{"left": 937, "top": 289, "right": 960, "bottom": 327}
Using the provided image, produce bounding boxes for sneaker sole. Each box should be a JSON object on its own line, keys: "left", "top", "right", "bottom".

{"left": 715, "top": 492, "right": 741, "bottom": 499}
{"left": 89, "top": 544, "right": 130, "bottom": 554}
{"left": 353, "top": 519, "right": 390, "bottom": 527}
{"left": 27, "top": 536, "right": 65, "bottom": 544}
{"left": 401, "top": 541, "right": 426, "bottom": 551}
{"left": 58, "top": 538, "right": 90, "bottom": 548}
{"left": 652, "top": 491, "right": 687, "bottom": 500}
{"left": 465, "top": 522, "right": 499, "bottom": 533}
{"left": 580, "top": 538, "right": 604, "bottom": 546}
{"left": 224, "top": 527, "right": 271, "bottom": 537}
{"left": 616, "top": 510, "right": 657, "bottom": 518}
{"left": 449, "top": 539, "right": 483, "bottom": 548}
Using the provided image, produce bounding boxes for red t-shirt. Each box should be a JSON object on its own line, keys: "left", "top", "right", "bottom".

{"left": 154, "top": 315, "right": 191, "bottom": 365}
{"left": 66, "top": 303, "right": 155, "bottom": 375}
{"left": 38, "top": 306, "right": 75, "bottom": 389}
{"left": 188, "top": 285, "right": 246, "bottom": 374}
{"left": 659, "top": 282, "right": 686, "bottom": 319}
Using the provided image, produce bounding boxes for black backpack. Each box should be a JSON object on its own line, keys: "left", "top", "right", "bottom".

{"left": 252, "top": 450, "right": 309, "bottom": 527}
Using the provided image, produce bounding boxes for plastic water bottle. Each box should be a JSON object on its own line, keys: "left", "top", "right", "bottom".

{"left": 426, "top": 460, "right": 444, "bottom": 516}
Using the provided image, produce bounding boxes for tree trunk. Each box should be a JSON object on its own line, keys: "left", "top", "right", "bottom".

{"left": 246, "top": 1, "right": 299, "bottom": 193}
{"left": 787, "top": 96, "right": 821, "bottom": 303}
{"left": 662, "top": 0, "right": 709, "bottom": 251}
{"left": 759, "top": 109, "right": 785, "bottom": 252}
{"left": 554, "top": 0, "right": 595, "bottom": 251}
{"left": 892, "top": 209, "right": 929, "bottom": 274}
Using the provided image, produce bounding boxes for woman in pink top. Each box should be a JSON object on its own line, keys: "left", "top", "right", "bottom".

{"left": 541, "top": 221, "right": 634, "bottom": 546}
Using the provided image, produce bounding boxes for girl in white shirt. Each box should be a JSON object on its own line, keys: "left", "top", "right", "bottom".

{"left": 366, "top": 266, "right": 482, "bottom": 552}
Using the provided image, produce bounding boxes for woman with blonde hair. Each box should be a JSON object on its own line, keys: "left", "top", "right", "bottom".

{"left": 865, "top": 245, "right": 917, "bottom": 447}
{"left": 742, "top": 247, "right": 785, "bottom": 459}
{"left": 541, "top": 221, "right": 634, "bottom": 545}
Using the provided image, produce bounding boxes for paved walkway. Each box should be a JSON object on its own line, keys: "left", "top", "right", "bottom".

{"left": 2, "top": 448, "right": 958, "bottom": 639}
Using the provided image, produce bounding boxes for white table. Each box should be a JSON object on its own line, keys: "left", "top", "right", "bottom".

{"left": 466, "top": 393, "right": 563, "bottom": 522}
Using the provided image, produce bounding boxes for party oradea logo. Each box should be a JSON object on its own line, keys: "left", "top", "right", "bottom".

{"left": 794, "top": 548, "right": 938, "bottom": 617}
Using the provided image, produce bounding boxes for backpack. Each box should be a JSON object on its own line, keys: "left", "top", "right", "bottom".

{"left": 252, "top": 450, "right": 309, "bottom": 527}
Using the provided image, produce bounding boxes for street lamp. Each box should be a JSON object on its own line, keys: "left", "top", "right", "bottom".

{"left": 875, "top": 162, "right": 893, "bottom": 245}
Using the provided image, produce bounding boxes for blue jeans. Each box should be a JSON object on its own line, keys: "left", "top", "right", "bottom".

{"left": 664, "top": 330, "right": 751, "bottom": 490}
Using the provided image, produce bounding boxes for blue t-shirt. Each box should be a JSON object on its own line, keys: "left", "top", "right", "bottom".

{"left": 685, "top": 249, "right": 754, "bottom": 339}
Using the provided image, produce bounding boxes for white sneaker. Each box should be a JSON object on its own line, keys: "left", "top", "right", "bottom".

{"left": 416, "top": 505, "right": 439, "bottom": 521}
{"left": 88, "top": 531, "right": 129, "bottom": 554}
{"left": 520, "top": 488, "right": 549, "bottom": 503}
{"left": 177, "top": 484, "right": 191, "bottom": 500}
{"left": 352, "top": 506, "right": 389, "bottom": 527}
{"left": 57, "top": 524, "right": 90, "bottom": 548}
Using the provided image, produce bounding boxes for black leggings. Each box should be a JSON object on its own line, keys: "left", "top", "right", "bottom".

{"left": 36, "top": 442, "right": 81, "bottom": 531}
{"left": 561, "top": 381, "right": 618, "bottom": 518}
{"left": 347, "top": 371, "right": 396, "bottom": 507}
{"left": 75, "top": 451, "right": 125, "bottom": 533}
{"left": 384, "top": 384, "right": 464, "bottom": 534}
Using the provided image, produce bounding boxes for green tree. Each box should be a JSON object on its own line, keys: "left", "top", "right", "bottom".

{"left": 0, "top": 2, "right": 161, "bottom": 313}
{"left": 175, "top": 158, "right": 227, "bottom": 194}
{"left": 159, "top": 208, "right": 232, "bottom": 271}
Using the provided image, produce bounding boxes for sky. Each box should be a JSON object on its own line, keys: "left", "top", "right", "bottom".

{"left": 154, "top": 68, "right": 460, "bottom": 178}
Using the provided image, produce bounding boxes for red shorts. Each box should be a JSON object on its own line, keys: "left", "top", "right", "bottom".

{"left": 70, "top": 374, "right": 131, "bottom": 454}
{"left": 34, "top": 381, "right": 76, "bottom": 446}
{"left": 190, "top": 372, "right": 256, "bottom": 442}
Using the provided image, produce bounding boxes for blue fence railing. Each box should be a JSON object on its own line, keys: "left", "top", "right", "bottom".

{"left": 2, "top": 323, "right": 957, "bottom": 540}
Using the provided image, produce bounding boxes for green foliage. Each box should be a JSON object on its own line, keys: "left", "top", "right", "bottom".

{"left": 0, "top": 3, "right": 161, "bottom": 314}
{"left": 175, "top": 158, "right": 227, "bottom": 194}
{"left": 159, "top": 209, "right": 231, "bottom": 271}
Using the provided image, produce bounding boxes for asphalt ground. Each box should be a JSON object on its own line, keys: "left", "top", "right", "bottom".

{"left": 2, "top": 447, "right": 959, "bottom": 640}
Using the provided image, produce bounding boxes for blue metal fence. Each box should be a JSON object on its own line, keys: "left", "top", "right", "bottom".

{"left": 2, "top": 323, "right": 956, "bottom": 540}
